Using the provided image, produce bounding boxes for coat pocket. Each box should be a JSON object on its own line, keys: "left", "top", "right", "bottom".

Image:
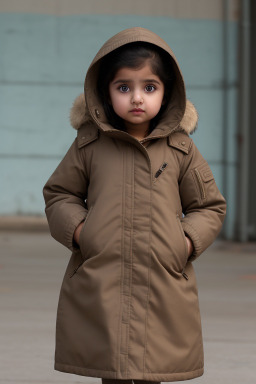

{"left": 69, "top": 259, "right": 84, "bottom": 278}
{"left": 176, "top": 214, "right": 188, "bottom": 270}
{"left": 68, "top": 248, "right": 85, "bottom": 278}
{"left": 78, "top": 205, "right": 94, "bottom": 258}
{"left": 193, "top": 163, "right": 214, "bottom": 203}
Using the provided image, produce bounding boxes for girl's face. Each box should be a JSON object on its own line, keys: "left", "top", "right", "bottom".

{"left": 108, "top": 64, "right": 165, "bottom": 136}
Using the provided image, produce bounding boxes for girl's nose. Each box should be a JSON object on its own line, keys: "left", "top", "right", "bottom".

{"left": 131, "top": 91, "right": 143, "bottom": 105}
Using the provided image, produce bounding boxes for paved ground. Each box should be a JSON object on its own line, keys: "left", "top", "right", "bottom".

{"left": 0, "top": 231, "right": 255, "bottom": 384}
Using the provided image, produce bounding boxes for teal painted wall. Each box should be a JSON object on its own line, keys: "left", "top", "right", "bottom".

{"left": 0, "top": 14, "right": 238, "bottom": 237}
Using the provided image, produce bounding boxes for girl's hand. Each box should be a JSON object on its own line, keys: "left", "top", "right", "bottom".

{"left": 73, "top": 221, "right": 84, "bottom": 246}
{"left": 185, "top": 236, "right": 193, "bottom": 258}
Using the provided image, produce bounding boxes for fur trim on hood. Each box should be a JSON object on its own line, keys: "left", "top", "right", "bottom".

{"left": 69, "top": 94, "right": 90, "bottom": 130}
{"left": 180, "top": 100, "right": 198, "bottom": 134}
{"left": 70, "top": 93, "right": 198, "bottom": 134}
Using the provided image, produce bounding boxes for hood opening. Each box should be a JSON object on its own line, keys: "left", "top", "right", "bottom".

{"left": 84, "top": 27, "right": 186, "bottom": 137}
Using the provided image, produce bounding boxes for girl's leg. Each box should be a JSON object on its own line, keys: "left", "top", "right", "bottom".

{"left": 101, "top": 380, "right": 132, "bottom": 384}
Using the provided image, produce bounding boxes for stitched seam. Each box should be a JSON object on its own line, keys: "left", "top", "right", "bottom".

{"left": 143, "top": 180, "right": 153, "bottom": 374}
{"left": 77, "top": 137, "right": 90, "bottom": 181}
{"left": 127, "top": 149, "right": 135, "bottom": 377}
{"left": 116, "top": 150, "right": 125, "bottom": 375}
{"left": 196, "top": 305, "right": 204, "bottom": 368}
{"left": 194, "top": 168, "right": 206, "bottom": 200}
{"left": 55, "top": 361, "right": 203, "bottom": 375}
{"left": 132, "top": 367, "right": 204, "bottom": 374}
{"left": 188, "top": 139, "right": 193, "bottom": 152}
{"left": 179, "top": 152, "right": 186, "bottom": 181}
{"left": 178, "top": 140, "right": 195, "bottom": 183}
{"left": 55, "top": 362, "right": 116, "bottom": 373}
{"left": 191, "top": 170, "right": 203, "bottom": 206}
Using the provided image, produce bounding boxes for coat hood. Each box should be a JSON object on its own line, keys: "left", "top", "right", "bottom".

{"left": 72, "top": 27, "right": 198, "bottom": 136}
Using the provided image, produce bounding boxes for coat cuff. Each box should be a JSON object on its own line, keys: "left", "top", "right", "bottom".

{"left": 181, "top": 220, "right": 203, "bottom": 262}
{"left": 65, "top": 210, "right": 88, "bottom": 251}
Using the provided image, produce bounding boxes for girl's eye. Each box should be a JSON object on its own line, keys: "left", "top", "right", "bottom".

{"left": 145, "top": 85, "right": 156, "bottom": 92}
{"left": 119, "top": 85, "right": 129, "bottom": 93}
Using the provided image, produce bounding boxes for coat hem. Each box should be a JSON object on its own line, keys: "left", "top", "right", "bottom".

{"left": 55, "top": 362, "right": 204, "bottom": 382}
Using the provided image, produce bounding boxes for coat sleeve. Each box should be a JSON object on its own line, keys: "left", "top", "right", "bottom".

{"left": 43, "top": 139, "right": 89, "bottom": 251}
{"left": 179, "top": 141, "right": 226, "bottom": 261}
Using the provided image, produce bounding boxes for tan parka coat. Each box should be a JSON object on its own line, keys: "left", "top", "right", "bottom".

{"left": 43, "top": 28, "right": 226, "bottom": 382}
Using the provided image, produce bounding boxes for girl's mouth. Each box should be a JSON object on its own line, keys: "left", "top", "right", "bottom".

{"left": 130, "top": 108, "right": 144, "bottom": 113}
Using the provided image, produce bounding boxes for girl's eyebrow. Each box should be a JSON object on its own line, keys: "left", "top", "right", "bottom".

{"left": 112, "top": 79, "right": 161, "bottom": 85}
{"left": 112, "top": 79, "right": 131, "bottom": 84}
{"left": 144, "top": 79, "right": 161, "bottom": 84}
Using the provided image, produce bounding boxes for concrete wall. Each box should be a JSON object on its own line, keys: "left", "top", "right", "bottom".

{"left": 0, "top": 0, "right": 240, "bottom": 238}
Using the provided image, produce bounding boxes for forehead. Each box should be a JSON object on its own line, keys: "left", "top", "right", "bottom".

{"left": 111, "top": 64, "right": 162, "bottom": 82}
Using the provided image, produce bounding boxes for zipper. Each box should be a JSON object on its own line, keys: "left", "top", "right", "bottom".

{"left": 182, "top": 270, "right": 189, "bottom": 280}
{"left": 194, "top": 168, "right": 206, "bottom": 200}
{"left": 155, "top": 162, "right": 168, "bottom": 179}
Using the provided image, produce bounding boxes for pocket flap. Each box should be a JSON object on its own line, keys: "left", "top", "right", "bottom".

{"left": 197, "top": 163, "right": 214, "bottom": 182}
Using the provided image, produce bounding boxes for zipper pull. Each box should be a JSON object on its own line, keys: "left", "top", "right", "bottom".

{"left": 155, "top": 162, "right": 168, "bottom": 178}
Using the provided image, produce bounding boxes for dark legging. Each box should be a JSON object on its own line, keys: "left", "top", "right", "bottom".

{"left": 102, "top": 379, "right": 160, "bottom": 384}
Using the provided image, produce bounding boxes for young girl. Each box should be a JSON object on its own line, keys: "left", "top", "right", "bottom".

{"left": 43, "top": 27, "right": 226, "bottom": 383}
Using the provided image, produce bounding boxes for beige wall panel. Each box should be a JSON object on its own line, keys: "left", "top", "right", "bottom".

{"left": 0, "top": 0, "right": 240, "bottom": 21}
